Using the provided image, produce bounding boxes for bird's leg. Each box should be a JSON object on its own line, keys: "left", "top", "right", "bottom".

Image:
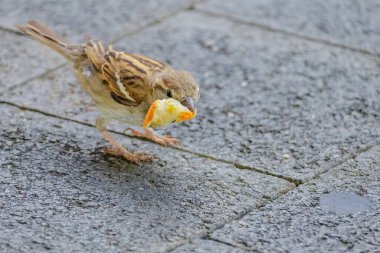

{"left": 129, "top": 127, "right": 180, "bottom": 146}
{"left": 96, "top": 118, "right": 153, "bottom": 164}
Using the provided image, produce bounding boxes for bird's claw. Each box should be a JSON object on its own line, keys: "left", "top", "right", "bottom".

{"left": 129, "top": 128, "right": 181, "bottom": 146}
{"left": 100, "top": 147, "right": 154, "bottom": 164}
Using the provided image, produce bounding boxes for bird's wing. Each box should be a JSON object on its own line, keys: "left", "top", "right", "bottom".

{"left": 85, "top": 41, "right": 165, "bottom": 106}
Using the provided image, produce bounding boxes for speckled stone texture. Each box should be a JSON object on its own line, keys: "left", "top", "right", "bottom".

{"left": 0, "top": 105, "right": 293, "bottom": 253}
{"left": 0, "top": 30, "right": 63, "bottom": 94}
{"left": 0, "top": 0, "right": 196, "bottom": 41}
{"left": 209, "top": 146, "right": 380, "bottom": 253}
{"left": 3, "top": 12, "right": 380, "bottom": 180}
{"left": 197, "top": 0, "right": 380, "bottom": 55}
{"left": 1, "top": 1, "right": 380, "bottom": 252}
{"left": 172, "top": 239, "right": 248, "bottom": 253}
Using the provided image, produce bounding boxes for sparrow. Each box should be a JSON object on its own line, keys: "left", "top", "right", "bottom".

{"left": 16, "top": 21, "right": 200, "bottom": 164}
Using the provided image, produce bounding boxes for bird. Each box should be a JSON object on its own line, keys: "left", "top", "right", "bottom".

{"left": 16, "top": 20, "right": 200, "bottom": 164}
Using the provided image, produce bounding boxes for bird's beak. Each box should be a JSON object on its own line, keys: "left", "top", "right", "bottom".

{"left": 180, "top": 97, "right": 195, "bottom": 112}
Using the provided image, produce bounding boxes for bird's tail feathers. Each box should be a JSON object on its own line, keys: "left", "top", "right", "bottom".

{"left": 16, "top": 20, "right": 79, "bottom": 61}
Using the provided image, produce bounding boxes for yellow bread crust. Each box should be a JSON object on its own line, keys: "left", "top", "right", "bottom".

{"left": 143, "top": 98, "right": 196, "bottom": 128}
{"left": 143, "top": 100, "right": 158, "bottom": 128}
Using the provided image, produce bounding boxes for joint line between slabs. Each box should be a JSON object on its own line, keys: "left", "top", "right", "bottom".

{"left": 2, "top": 101, "right": 374, "bottom": 253}
{"left": 304, "top": 143, "right": 380, "bottom": 183}
{"left": 1, "top": 100, "right": 370, "bottom": 187}
{"left": 1, "top": 1, "right": 205, "bottom": 95}
{"left": 173, "top": 148, "right": 303, "bottom": 185}
{"left": 0, "top": 100, "right": 301, "bottom": 185}
{"left": 2, "top": 63, "right": 66, "bottom": 96}
{"left": 1, "top": 0, "right": 201, "bottom": 49}
{"left": 165, "top": 143, "right": 379, "bottom": 253}
{"left": 1, "top": 5, "right": 192, "bottom": 100}
{"left": 166, "top": 238, "right": 249, "bottom": 253}
{"left": 208, "top": 238, "right": 252, "bottom": 252}
{"left": 110, "top": 0, "right": 206, "bottom": 43}
{"left": 194, "top": 8, "right": 380, "bottom": 59}
{"left": 167, "top": 183, "right": 296, "bottom": 253}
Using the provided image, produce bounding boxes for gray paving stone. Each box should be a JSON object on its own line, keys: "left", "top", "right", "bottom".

{"left": 3, "top": 12, "right": 380, "bottom": 181}
{"left": 2, "top": 65, "right": 99, "bottom": 123}
{"left": 0, "top": 0, "right": 195, "bottom": 41}
{"left": 0, "top": 30, "right": 63, "bottom": 94}
{"left": 197, "top": 0, "right": 380, "bottom": 55}
{"left": 210, "top": 146, "right": 380, "bottom": 253}
{"left": 0, "top": 104, "right": 293, "bottom": 253}
{"left": 172, "top": 239, "right": 247, "bottom": 253}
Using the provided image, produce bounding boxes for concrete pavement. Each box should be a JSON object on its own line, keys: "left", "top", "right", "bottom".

{"left": 0, "top": 1, "right": 379, "bottom": 252}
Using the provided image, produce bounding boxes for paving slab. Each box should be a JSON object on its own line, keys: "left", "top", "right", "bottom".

{"left": 197, "top": 0, "right": 380, "bottom": 55}
{"left": 0, "top": 0, "right": 195, "bottom": 41}
{"left": 209, "top": 146, "right": 380, "bottom": 253}
{"left": 172, "top": 239, "right": 247, "bottom": 253}
{"left": 2, "top": 65, "right": 99, "bottom": 123}
{"left": 0, "top": 104, "right": 293, "bottom": 253}
{"left": 3, "top": 12, "right": 380, "bottom": 181}
{"left": 0, "top": 30, "right": 64, "bottom": 94}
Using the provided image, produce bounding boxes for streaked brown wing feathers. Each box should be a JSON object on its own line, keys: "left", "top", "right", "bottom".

{"left": 85, "top": 41, "right": 148, "bottom": 106}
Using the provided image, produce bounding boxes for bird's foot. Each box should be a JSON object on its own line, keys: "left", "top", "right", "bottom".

{"left": 129, "top": 128, "right": 180, "bottom": 146}
{"left": 101, "top": 147, "right": 154, "bottom": 164}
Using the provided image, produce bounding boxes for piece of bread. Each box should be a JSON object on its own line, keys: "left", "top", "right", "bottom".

{"left": 143, "top": 98, "right": 197, "bottom": 128}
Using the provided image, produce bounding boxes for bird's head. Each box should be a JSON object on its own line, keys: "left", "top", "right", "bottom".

{"left": 150, "top": 69, "right": 200, "bottom": 112}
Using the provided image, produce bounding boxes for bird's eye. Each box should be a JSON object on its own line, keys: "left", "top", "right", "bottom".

{"left": 166, "top": 89, "right": 173, "bottom": 98}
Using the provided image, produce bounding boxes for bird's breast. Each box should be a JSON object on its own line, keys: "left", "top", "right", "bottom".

{"left": 74, "top": 62, "right": 149, "bottom": 126}
{"left": 98, "top": 102, "right": 148, "bottom": 126}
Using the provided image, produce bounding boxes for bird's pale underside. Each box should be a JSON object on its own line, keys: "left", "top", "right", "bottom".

{"left": 16, "top": 20, "right": 200, "bottom": 163}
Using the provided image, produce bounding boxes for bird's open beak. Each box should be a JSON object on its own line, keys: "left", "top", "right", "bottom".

{"left": 180, "top": 97, "right": 195, "bottom": 112}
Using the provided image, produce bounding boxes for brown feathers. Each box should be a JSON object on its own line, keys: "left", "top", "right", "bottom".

{"left": 16, "top": 20, "right": 200, "bottom": 163}
{"left": 16, "top": 20, "right": 81, "bottom": 61}
{"left": 16, "top": 20, "right": 199, "bottom": 115}
{"left": 85, "top": 40, "right": 165, "bottom": 106}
